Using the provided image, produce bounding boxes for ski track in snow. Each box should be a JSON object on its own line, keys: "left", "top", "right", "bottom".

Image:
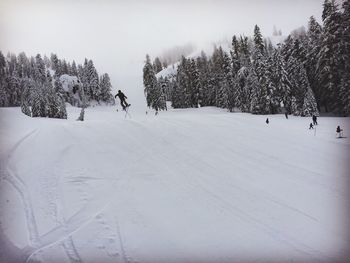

{"left": 24, "top": 122, "right": 143, "bottom": 263}
{"left": 1, "top": 107, "right": 349, "bottom": 263}
{"left": 115, "top": 216, "right": 132, "bottom": 263}
{"left": 1, "top": 129, "right": 40, "bottom": 251}
{"left": 100, "top": 115, "right": 345, "bottom": 262}
{"left": 0, "top": 127, "right": 83, "bottom": 263}
{"left": 119, "top": 120, "right": 334, "bottom": 262}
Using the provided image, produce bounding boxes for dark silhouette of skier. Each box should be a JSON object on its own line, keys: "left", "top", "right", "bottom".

{"left": 285, "top": 112, "right": 288, "bottom": 119}
{"left": 266, "top": 118, "right": 269, "bottom": 124}
{"left": 312, "top": 115, "right": 318, "bottom": 125}
{"left": 336, "top": 126, "right": 343, "bottom": 138}
{"left": 115, "top": 90, "right": 130, "bottom": 110}
{"left": 309, "top": 123, "right": 314, "bottom": 129}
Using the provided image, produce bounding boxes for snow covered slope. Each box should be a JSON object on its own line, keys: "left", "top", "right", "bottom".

{"left": 0, "top": 106, "right": 349, "bottom": 263}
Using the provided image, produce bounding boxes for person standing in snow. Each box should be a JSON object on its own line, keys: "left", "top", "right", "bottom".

{"left": 312, "top": 115, "right": 318, "bottom": 125}
{"left": 336, "top": 126, "right": 343, "bottom": 138}
{"left": 309, "top": 123, "right": 314, "bottom": 129}
{"left": 115, "top": 90, "right": 130, "bottom": 110}
{"left": 266, "top": 118, "right": 269, "bottom": 124}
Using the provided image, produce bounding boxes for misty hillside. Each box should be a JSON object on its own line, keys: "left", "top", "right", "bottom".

{"left": 144, "top": 3, "right": 350, "bottom": 117}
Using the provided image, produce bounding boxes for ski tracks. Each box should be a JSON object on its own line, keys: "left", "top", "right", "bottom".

{"left": 25, "top": 123, "right": 138, "bottom": 263}
{"left": 1, "top": 129, "right": 41, "bottom": 250}
{"left": 124, "top": 118, "right": 337, "bottom": 262}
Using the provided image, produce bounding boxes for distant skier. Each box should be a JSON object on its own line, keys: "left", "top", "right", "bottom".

{"left": 266, "top": 118, "right": 269, "bottom": 124}
{"left": 309, "top": 123, "right": 314, "bottom": 129}
{"left": 336, "top": 125, "right": 343, "bottom": 138}
{"left": 285, "top": 112, "right": 288, "bottom": 119}
{"left": 312, "top": 115, "right": 318, "bottom": 125}
{"left": 115, "top": 90, "right": 130, "bottom": 110}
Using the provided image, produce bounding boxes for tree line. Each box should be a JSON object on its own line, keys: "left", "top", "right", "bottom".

{"left": 143, "top": 0, "right": 350, "bottom": 116}
{"left": 0, "top": 51, "right": 114, "bottom": 118}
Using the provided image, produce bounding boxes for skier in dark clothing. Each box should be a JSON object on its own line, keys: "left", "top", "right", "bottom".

{"left": 312, "top": 115, "right": 318, "bottom": 125}
{"left": 115, "top": 90, "right": 130, "bottom": 110}
{"left": 266, "top": 118, "right": 269, "bottom": 124}
{"left": 309, "top": 123, "right": 314, "bottom": 129}
{"left": 336, "top": 126, "right": 343, "bottom": 138}
{"left": 285, "top": 112, "right": 288, "bottom": 119}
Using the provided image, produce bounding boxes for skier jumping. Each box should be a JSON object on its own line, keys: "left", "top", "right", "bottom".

{"left": 115, "top": 90, "right": 130, "bottom": 110}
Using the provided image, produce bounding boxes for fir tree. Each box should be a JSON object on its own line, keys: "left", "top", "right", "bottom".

{"left": 35, "top": 54, "right": 46, "bottom": 83}
{"left": 153, "top": 57, "right": 163, "bottom": 74}
{"left": 188, "top": 58, "right": 200, "bottom": 107}
{"left": 99, "top": 73, "right": 114, "bottom": 103}
{"left": 235, "top": 66, "right": 251, "bottom": 112}
{"left": 268, "top": 49, "right": 291, "bottom": 113}
{"left": 196, "top": 51, "right": 211, "bottom": 107}
{"left": 71, "top": 61, "right": 78, "bottom": 76}
{"left": 305, "top": 16, "right": 323, "bottom": 110}
{"left": 339, "top": 0, "right": 350, "bottom": 115}
{"left": 143, "top": 55, "right": 160, "bottom": 110}
{"left": 318, "top": 0, "right": 343, "bottom": 112}
{"left": 86, "top": 59, "right": 100, "bottom": 101}
{"left": 302, "top": 87, "right": 319, "bottom": 117}
{"left": 253, "top": 25, "right": 264, "bottom": 55}
{"left": 31, "top": 82, "right": 47, "bottom": 117}
{"left": 176, "top": 56, "right": 190, "bottom": 108}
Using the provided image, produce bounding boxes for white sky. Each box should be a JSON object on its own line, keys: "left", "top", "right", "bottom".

{"left": 0, "top": 0, "right": 325, "bottom": 107}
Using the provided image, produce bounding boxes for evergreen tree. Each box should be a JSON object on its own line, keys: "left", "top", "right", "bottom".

{"left": 211, "top": 46, "right": 228, "bottom": 108}
{"left": 47, "top": 82, "right": 61, "bottom": 118}
{"left": 238, "top": 36, "right": 250, "bottom": 67}
{"left": 253, "top": 25, "right": 264, "bottom": 54}
{"left": 231, "top": 35, "right": 241, "bottom": 72}
{"left": 196, "top": 51, "right": 212, "bottom": 107}
{"left": 143, "top": 55, "right": 160, "bottom": 109}
{"left": 20, "top": 79, "right": 32, "bottom": 117}
{"left": 153, "top": 57, "right": 163, "bottom": 73}
{"left": 235, "top": 66, "right": 251, "bottom": 112}
{"left": 35, "top": 54, "right": 46, "bottom": 83}
{"left": 250, "top": 67, "right": 270, "bottom": 114}
{"left": 7, "top": 69, "right": 21, "bottom": 106}
{"left": 31, "top": 82, "right": 47, "bottom": 117}
{"left": 286, "top": 56, "right": 317, "bottom": 116}
{"left": 302, "top": 86, "right": 319, "bottom": 117}
{"left": 99, "top": 73, "right": 114, "bottom": 103}
{"left": 176, "top": 56, "right": 190, "bottom": 108}
{"left": 17, "top": 52, "right": 29, "bottom": 78}
{"left": 268, "top": 49, "right": 291, "bottom": 113}
{"left": 188, "top": 58, "right": 200, "bottom": 107}
{"left": 171, "top": 81, "right": 183, "bottom": 108}
{"left": 318, "top": 0, "right": 343, "bottom": 112}
{"left": 62, "top": 59, "right": 69, "bottom": 75}
{"left": 86, "top": 59, "right": 100, "bottom": 101}
{"left": 339, "top": 0, "right": 350, "bottom": 115}
{"left": 305, "top": 16, "right": 323, "bottom": 110}
{"left": 71, "top": 61, "right": 78, "bottom": 76}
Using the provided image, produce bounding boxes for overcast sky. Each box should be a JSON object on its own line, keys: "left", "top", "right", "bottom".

{"left": 0, "top": 0, "right": 326, "bottom": 107}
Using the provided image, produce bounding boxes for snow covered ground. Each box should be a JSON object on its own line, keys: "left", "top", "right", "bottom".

{"left": 0, "top": 106, "right": 349, "bottom": 263}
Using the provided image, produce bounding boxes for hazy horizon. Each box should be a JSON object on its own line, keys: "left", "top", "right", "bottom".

{"left": 0, "top": 0, "right": 326, "bottom": 109}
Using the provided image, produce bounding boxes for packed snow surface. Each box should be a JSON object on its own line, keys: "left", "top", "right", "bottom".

{"left": 0, "top": 106, "right": 349, "bottom": 263}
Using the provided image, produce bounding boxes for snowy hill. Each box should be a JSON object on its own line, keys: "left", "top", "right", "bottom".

{"left": 0, "top": 107, "right": 349, "bottom": 263}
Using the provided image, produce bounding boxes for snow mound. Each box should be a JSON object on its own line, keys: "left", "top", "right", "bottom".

{"left": 59, "top": 74, "right": 80, "bottom": 93}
